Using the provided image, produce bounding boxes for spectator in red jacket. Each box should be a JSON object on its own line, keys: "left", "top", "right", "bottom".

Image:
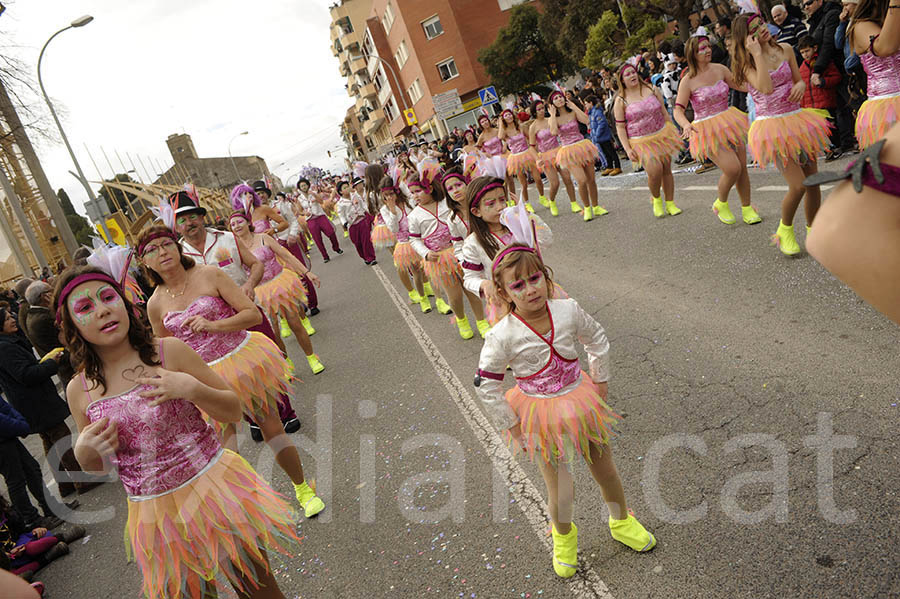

{"left": 798, "top": 35, "right": 843, "bottom": 161}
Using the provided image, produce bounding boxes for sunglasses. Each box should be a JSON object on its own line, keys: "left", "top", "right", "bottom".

{"left": 802, "top": 0, "right": 816, "bottom": 7}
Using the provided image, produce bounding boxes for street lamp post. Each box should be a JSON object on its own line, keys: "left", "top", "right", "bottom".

{"left": 37, "top": 15, "right": 111, "bottom": 246}
{"left": 228, "top": 131, "right": 249, "bottom": 181}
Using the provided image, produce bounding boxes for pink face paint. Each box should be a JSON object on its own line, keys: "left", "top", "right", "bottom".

{"left": 68, "top": 284, "right": 121, "bottom": 327}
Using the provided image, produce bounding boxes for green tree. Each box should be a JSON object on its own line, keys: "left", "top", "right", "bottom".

{"left": 57, "top": 188, "right": 94, "bottom": 246}
{"left": 478, "top": 4, "right": 576, "bottom": 96}
{"left": 584, "top": 8, "right": 666, "bottom": 70}
{"left": 538, "top": 0, "right": 614, "bottom": 68}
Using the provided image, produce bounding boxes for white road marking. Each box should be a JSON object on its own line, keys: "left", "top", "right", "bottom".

{"left": 758, "top": 185, "right": 833, "bottom": 191}
{"left": 683, "top": 186, "right": 719, "bottom": 191}
{"left": 372, "top": 265, "right": 615, "bottom": 599}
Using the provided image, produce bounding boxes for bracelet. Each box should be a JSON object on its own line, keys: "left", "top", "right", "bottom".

{"left": 675, "top": 102, "right": 686, "bottom": 110}
{"left": 615, "top": 118, "right": 627, "bottom": 123}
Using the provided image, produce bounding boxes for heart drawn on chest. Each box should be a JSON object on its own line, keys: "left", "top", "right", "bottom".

{"left": 122, "top": 364, "right": 149, "bottom": 383}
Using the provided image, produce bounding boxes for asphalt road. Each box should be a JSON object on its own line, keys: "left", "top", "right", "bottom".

{"left": 13, "top": 157, "right": 900, "bottom": 598}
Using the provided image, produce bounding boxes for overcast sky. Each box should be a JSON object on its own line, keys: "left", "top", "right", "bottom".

{"left": 1, "top": 0, "right": 350, "bottom": 258}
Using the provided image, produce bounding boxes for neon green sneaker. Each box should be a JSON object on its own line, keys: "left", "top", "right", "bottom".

{"left": 525, "top": 202, "right": 535, "bottom": 213}
{"left": 306, "top": 353, "right": 325, "bottom": 374}
{"left": 419, "top": 296, "right": 432, "bottom": 313}
{"left": 475, "top": 319, "right": 490, "bottom": 338}
{"left": 570, "top": 201, "right": 581, "bottom": 214}
{"left": 771, "top": 220, "right": 801, "bottom": 256}
{"left": 609, "top": 512, "right": 656, "bottom": 552}
{"left": 538, "top": 195, "right": 550, "bottom": 208}
{"left": 435, "top": 297, "right": 452, "bottom": 314}
{"left": 583, "top": 208, "right": 593, "bottom": 222}
{"left": 742, "top": 204, "right": 762, "bottom": 225}
{"left": 343, "top": 230, "right": 349, "bottom": 238}
{"left": 551, "top": 523, "right": 578, "bottom": 578}
{"left": 652, "top": 196, "right": 665, "bottom": 218}
{"left": 713, "top": 198, "right": 736, "bottom": 224}
{"left": 549, "top": 200, "right": 559, "bottom": 217}
{"left": 665, "top": 200, "right": 682, "bottom": 216}
{"left": 592, "top": 205, "right": 609, "bottom": 217}
{"left": 456, "top": 316, "right": 474, "bottom": 340}
{"left": 408, "top": 289, "right": 422, "bottom": 304}
{"left": 423, "top": 282, "right": 435, "bottom": 297}
{"left": 279, "top": 317, "right": 292, "bottom": 338}
{"left": 285, "top": 357, "right": 295, "bottom": 372}
{"left": 300, "top": 317, "right": 316, "bottom": 336}
{"left": 294, "top": 481, "right": 325, "bottom": 518}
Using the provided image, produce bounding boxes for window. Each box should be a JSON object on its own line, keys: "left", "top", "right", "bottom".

{"left": 394, "top": 40, "right": 409, "bottom": 68}
{"left": 384, "top": 98, "right": 397, "bottom": 122}
{"left": 497, "top": 0, "right": 529, "bottom": 9}
{"left": 383, "top": 2, "right": 395, "bottom": 32}
{"left": 408, "top": 79, "right": 423, "bottom": 103}
{"left": 437, "top": 58, "right": 458, "bottom": 82}
{"left": 422, "top": 15, "right": 443, "bottom": 40}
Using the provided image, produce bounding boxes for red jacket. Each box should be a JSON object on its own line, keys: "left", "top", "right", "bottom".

{"left": 799, "top": 55, "right": 841, "bottom": 109}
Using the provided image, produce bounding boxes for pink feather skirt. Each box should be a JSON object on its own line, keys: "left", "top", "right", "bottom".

{"left": 689, "top": 106, "right": 749, "bottom": 161}
{"left": 748, "top": 108, "right": 831, "bottom": 166}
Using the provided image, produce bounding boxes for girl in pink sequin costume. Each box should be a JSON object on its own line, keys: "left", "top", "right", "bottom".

{"left": 378, "top": 175, "right": 431, "bottom": 313}
{"left": 139, "top": 225, "right": 326, "bottom": 519}
{"left": 675, "top": 36, "right": 762, "bottom": 226}
{"left": 460, "top": 129, "right": 482, "bottom": 180}
{"left": 475, "top": 243, "right": 656, "bottom": 580}
{"left": 55, "top": 265, "right": 298, "bottom": 599}
{"left": 498, "top": 108, "right": 548, "bottom": 213}
{"left": 613, "top": 63, "right": 684, "bottom": 219}
{"left": 407, "top": 164, "right": 479, "bottom": 340}
{"left": 229, "top": 212, "right": 326, "bottom": 375}
{"left": 528, "top": 98, "right": 576, "bottom": 217}
{"left": 476, "top": 112, "right": 518, "bottom": 201}
{"left": 732, "top": 14, "right": 831, "bottom": 256}
{"left": 548, "top": 91, "right": 608, "bottom": 221}
{"left": 848, "top": 0, "right": 900, "bottom": 148}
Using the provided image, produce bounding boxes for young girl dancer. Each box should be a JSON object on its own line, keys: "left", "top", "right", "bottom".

{"left": 848, "top": 0, "right": 900, "bottom": 148}
{"left": 441, "top": 168, "right": 491, "bottom": 338}
{"left": 228, "top": 211, "right": 326, "bottom": 374}
{"left": 460, "top": 129, "right": 482, "bottom": 180}
{"left": 379, "top": 175, "right": 432, "bottom": 313}
{"left": 337, "top": 179, "right": 378, "bottom": 265}
{"left": 407, "top": 162, "right": 476, "bottom": 340}
{"left": 548, "top": 91, "right": 607, "bottom": 220}
{"left": 55, "top": 264, "right": 298, "bottom": 598}
{"left": 732, "top": 13, "right": 831, "bottom": 255}
{"left": 614, "top": 63, "right": 684, "bottom": 219}
{"left": 529, "top": 99, "right": 574, "bottom": 217}
{"left": 476, "top": 112, "right": 516, "bottom": 199}
{"left": 139, "top": 224, "right": 325, "bottom": 518}
{"left": 675, "top": 36, "right": 761, "bottom": 225}
{"left": 498, "top": 108, "right": 547, "bottom": 213}
{"left": 475, "top": 241, "right": 655, "bottom": 579}
{"left": 269, "top": 190, "right": 318, "bottom": 320}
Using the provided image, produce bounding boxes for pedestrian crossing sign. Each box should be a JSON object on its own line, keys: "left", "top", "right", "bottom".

{"left": 479, "top": 86, "right": 498, "bottom": 106}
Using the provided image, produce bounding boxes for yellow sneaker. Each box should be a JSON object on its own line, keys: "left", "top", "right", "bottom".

{"left": 300, "top": 317, "right": 316, "bottom": 336}
{"left": 435, "top": 297, "right": 452, "bottom": 314}
{"left": 538, "top": 195, "right": 550, "bottom": 208}
{"left": 294, "top": 481, "right": 325, "bottom": 518}
{"left": 475, "top": 319, "right": 490, "bottom": 338}
{"left": 570, "top": 201, "right": 581, "bottom": 214}
{"left": 771, "top": 220, "right": 801, "bottom": 256}
{"left": 285, "top": 357, "right": 295, "bottom": 372}
{"left": 419, "top": 296, "right": 432, "bottom": 313}
{"left": 652, "top": 196, "right": 665, "bottom": 218}
{"left": 343, "top": 230, "right": 349, "bottom": 238}
{"left": 665, "top": 200, "right": 682, "bottom": 216}
{"left": 306, "top": 353, "right": 325, "bottom": 374}
{"left": 279, "top": 317, "right": 292, "bottom": 338}
{"left": 583, "top": 208, "right": 593, "bottom": 222}
{"left": 525, "top": 202, "right": 535, "bottom": 213}
{"left": 742, "top": 204, "right": 762, "bottom": 225}
{"left": 592, "top": 205, "right": 609, "bottom": 217}
{"left": 713, "top": 198, "right": 736, "bottom": 224}
{"left": 456, "top": 316, "right": 474, "bottom": 340}
{"left": 408, "top": 289, "right": 422, "bottom": 304}
{"left": 549, "top": 200, "right": 559, "bottom": 217}
{"left": 551, "top": 523, "right": 578, "bottom": 578}
{"left": 423, "top": 282, "right": 435, "bottom": 297}
{"left": 609, "top": 512, "right": 656, "bottom": 552}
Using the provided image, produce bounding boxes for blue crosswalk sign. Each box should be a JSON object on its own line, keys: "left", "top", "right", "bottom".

{"left": 479, "top": 86, "right": 499, "bottom": 106}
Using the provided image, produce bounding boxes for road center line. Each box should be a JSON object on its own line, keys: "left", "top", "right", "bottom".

{"left": 372, "top": 264, "right": 615, "bottom": 599}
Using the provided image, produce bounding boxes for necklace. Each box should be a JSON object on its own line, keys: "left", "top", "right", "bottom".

{"left": 166, "top": 279, "right": 188, "bottom": 298}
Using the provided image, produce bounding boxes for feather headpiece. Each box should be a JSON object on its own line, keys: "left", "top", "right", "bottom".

{"left": 149, "top": 196, "right": 176, "bottom": 230}
{"left": 230, "top": 183, "right": 260, "bottom": 213}
{"left": 86, "top": 239, "right": 145, "bottom": 305}
{"left": 475, "top": 155, "right": 507, "bottom": 180}
{"left": 735, "top": 0, "right": 759, "bottom": 14}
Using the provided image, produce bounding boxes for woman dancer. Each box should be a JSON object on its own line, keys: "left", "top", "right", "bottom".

{"left": 529, "top": 99, "right": 574, "bottom": 217}
{"left": 476, "top": 242, "right": 655, "bottom": 579}
{"left": 55, "top": 264, "right": 298, "bottom": 598}
{"left": 848, "top": 0, "right": 900, "bottom": 148}
{"left": 379, "top": 175, "right": 431, "bottom": 313}
{"left": 614, "top": 64, "right": 684, "bottom": 219}
{"left": 407, "top": 163, "right": 476, "bottom": 339}
{"left": 732, "top": 13, "right": 831, "bottom": 255}
{"left": 460, "top": 129, "right": 482, "bottom": 180}
{"left": 243, "top": 182, "right": 289, "bottom": 236}
{"left": 139, "top": 224, "right": 325, "bottom": 518}
{"left": 675, "top": 36, "right": 761, "bottom": 225}
{"left": 476, "top": 112, "right": 516, "bottom": 198}
{"left": 549, "top": 91, "right": 607, "bottom": 221}
{"left": 229, "top": 211, "right": 326, "bottom": 374}
{"left": 297, "top": 178, "right": 343, "bottom": 263}
{"left": 498, "top": 108, "right": 547, "bottom": 213}
{"left": 336, "top": 179, "right": 378, "bottom": 266}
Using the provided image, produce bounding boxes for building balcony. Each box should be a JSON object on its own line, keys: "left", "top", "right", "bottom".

{"left": 359, "top": 82, "right": 377, "bottom": 100}
{"left": 350, "top": 56, "right": 367, "bottom": 74}
{"left": 362, "top": 112, "right": 385, "bottom": 137}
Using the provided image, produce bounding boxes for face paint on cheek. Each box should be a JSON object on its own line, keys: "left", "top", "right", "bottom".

{"left": 68, "top": 289, "right": 95, "bottom": 327}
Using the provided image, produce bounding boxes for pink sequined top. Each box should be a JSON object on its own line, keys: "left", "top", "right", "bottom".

{"left": 861, "top": 51, "right": 900, "bottom": 98}
{"left": 625, "top": 93, "right": 665, "bottom": 138}
{"left": 253, "top": 219, "right": 270, "bottom": 233}
{"left": 483, "top": 136, "right": 503, "bottom": 156}
{"left": 507, "top": 133, "right": 529, "bottom": 154}
{"left": 244, "top": 244, "right": 283, "bottom": 283}
{"left": 535, "top": 128, "right": 561, "bottom": 153}
{"left": 422, "top": 216, "right": 452, "bottom": 251}
{"left": 396, "top": 207, "right": 410, "bottom": 243}
{"left": 163, "top": 296, "right": 249, "bottom": 363}
{"left": 748, "top": 61, "right": 799, "bottom": 118}
{"left": 691, "top": 79, "right": 730, "bottom": 121}
{"left": 84, "top": 344, "right": 221, "bottom": 499}
{"left": 408, "top": 201, "right": 455, "bottom": 255}
{"left": 558, "top": 120, "right": 585, "bottom": 146}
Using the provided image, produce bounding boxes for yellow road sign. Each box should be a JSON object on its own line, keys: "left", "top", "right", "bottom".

{"left": 404, "top": 108, "right": 418, "bottom": 126}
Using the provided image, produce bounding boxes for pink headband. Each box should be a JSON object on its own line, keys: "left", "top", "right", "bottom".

{"left": 441, "top": 172, "right": 468, "bottom": 188}
{"left": 548, "top": 91, "right": 565, "bottom": 103}
{"left": 55, "top": 272, "right": 121, "bottom": 325}
{"left": 490, "top": 246, "right": 536, "bottom": 273}
{"left": 469, "top": 181, "right": 504, "bottom": 211}
{"left": 137, "top": 230, "right": 178, "bottom": 256}
{"left": 229, "top": 210, "right": 249, "bottom": 222}
{"left": 408, "top": 180, "right": 429, "bottom": 191}
{"left": 380, "top": 186, "right": 399, "bottom": 194}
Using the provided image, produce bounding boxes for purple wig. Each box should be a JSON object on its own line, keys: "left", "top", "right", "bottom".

{"left": 230, "top": 183, "right": 261, "bottom": 212}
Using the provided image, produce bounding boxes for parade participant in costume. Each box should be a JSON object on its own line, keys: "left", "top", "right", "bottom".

{"left": 55, "top": 264, "right": 300, "bottom": 599}
{"left": 548, "top": 91, "right": 607, "bottom": 221}
{"left": 528, "top": 99, "right": 574, "bottom": 217}
{"left": 460, "top": 129, "right": 482, "bottom": 180}
{"left": 731, "top": 11, "right": 831, "bottom": 255}
{"left": 675, "top": 36, "right": 761, "bottom": 225}
{"left": 441, "top": 168, "right": 491, "bottom": 337}
{"left": 614, "top": 63, "right": 684, "bottom": 219}
{"left": 498, "top": 107, "right": 547, "bottom": 213}
{"left": 462, "top": 177, "right": 555, "bottom": 325}
{"left": 476, "top": 112, "right": 516, "bottom": 199}
{"left": 364, "top": 164, "right": 396, "bottom": 251}
{"left": 175, "top": 191, "right": 301, "bottom": 438}
{"left": 407, "top": 160, "right": 477, "bottom": 339}
{"left": 297, "top": 178, "right": 343, "bottom": 263}
{"left": 336, "top": 179, "right": 378, "bottom": 265}
{"left": 228, "top": 209, "right": 326, "bottom": 375}
{"left": 239, "top": 181, "right": 288, "bottom": 238}
{"left": 139, "top": 220, "right": 325, "bottom": 519}
{"left": 475, "top": 240, "right": 656, "bottom": 580}
{"left": 378, "top": 175, "right": 431, "bottom": 313}
{"left": 848, "top": 0, "right": 900, "bottom": 148}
